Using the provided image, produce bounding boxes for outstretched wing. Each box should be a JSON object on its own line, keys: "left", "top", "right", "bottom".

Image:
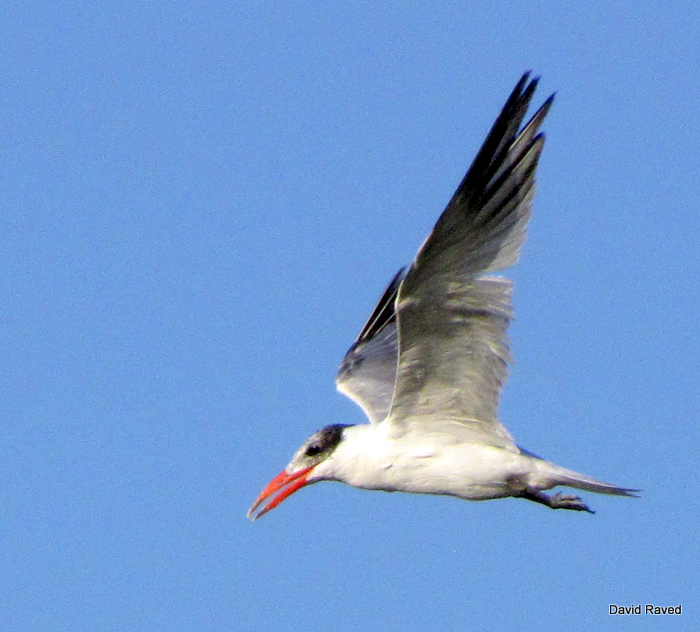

{"left": 388, "top": 73, "right": 553, "bottom": 448}
{"left": 336, "top": 268, "right": 406, "bottom": 424}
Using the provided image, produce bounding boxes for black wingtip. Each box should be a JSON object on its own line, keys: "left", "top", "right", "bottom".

{"left": 454, "top": 71, "right": 550, "bottom": 207}
{"left": 506, "top": 72, "right": 538, "bottom": 113}
{"left": 353, "top": 266, "right": 406, "bottom": 344}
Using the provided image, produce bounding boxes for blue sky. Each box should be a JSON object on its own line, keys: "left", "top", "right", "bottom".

{"left": 2, "top": 2, "right": 699, "bottom": 630}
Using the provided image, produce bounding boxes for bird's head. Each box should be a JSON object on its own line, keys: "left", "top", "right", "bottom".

{"left": 247, "top": 424, "right": 347, "bottom": 520}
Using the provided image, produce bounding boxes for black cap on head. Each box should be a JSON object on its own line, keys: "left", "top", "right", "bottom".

{"left": 302, "top": 424, "right": 347, "bottom": 458}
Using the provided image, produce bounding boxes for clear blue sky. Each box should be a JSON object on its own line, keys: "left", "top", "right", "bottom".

{"left": 2, "top": 3, "right": 698, "bottom": 631}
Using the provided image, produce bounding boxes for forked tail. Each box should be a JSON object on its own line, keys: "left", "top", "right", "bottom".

{"left": 543, "top": 461, "right": 639, "bottom": 497}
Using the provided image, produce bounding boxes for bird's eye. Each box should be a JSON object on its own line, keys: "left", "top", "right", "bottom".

{"left": 305, "top": 444, "right": 322, "bottom": 457}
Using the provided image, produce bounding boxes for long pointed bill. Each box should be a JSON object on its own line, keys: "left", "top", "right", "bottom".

{"left": 247, "top": 466, "right": 314, "bottom": 521}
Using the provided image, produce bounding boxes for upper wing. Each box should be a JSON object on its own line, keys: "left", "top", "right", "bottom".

{"left": 336, "top": 268, "right": 406, "bottom": 424}
{"left": 388, "top": 73, "right": 553, "bottom": 448}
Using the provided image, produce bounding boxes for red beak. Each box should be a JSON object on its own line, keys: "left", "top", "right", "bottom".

{"left": 247, "top": 466, "right": 314, "bottom": 520}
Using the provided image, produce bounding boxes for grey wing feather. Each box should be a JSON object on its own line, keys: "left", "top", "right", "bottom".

{"left": 389, "top": 73, "right": 553, "bottom": 447}
{"left": 336, "top": 268, "right": 406, "bottom": 424}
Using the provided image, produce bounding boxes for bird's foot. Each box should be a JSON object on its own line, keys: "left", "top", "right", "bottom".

{"left": 548, "top": 492, "right": 595, "bottom": 514}
{"left": 519, "top": 488, "right": 595, "bottom": 514}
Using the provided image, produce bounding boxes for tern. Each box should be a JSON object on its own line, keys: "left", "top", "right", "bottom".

{"left": 248, "top": 73, "right": 637, "bottom": 521}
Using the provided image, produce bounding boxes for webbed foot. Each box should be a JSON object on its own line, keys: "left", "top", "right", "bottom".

{"left": 520, "top": 488, "right": 595, "bottom": 514}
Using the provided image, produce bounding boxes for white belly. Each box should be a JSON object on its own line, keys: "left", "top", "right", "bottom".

{"left": 375, "top": 444, "right": 532, "bottom": 500}
{"left": 325, "top": 425, "right": 536, "bottom": 501}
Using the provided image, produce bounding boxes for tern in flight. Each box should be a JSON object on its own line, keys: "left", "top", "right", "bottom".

{"left": 248, "top": 73, "right": 637, "bottom": 521}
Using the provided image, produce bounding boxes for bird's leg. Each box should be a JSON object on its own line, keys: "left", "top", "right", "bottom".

{"left": 520, "top": 488, "right": 595, "bottom": 514}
